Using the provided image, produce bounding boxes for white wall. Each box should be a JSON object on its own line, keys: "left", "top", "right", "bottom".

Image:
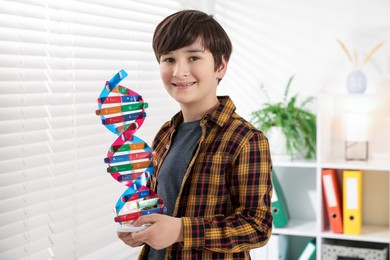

{"left": 208, "top": 0, "right": 390, "bottom": 119}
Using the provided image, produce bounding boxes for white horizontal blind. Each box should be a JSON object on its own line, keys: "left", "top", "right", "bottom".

{"left": 0, "top": 0, "right": 181, "bottom": 259}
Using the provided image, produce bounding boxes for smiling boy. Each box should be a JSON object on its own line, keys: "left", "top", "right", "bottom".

{"left": 159, "top": 41, "right": 222, "bottom": 122}
{"left": 117, "top": 10, "right": 273, "bottom": 260}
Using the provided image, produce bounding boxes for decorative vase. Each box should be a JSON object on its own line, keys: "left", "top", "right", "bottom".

{"left": 347, "top": 70, "right": 366, "bottom": 94}
{"left": 267, "top": 127, "right": 289, "bottom": 160}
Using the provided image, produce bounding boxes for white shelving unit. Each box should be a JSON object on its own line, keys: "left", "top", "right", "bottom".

{"left": 266, "top": 93, "right": 390, "bottom": 259}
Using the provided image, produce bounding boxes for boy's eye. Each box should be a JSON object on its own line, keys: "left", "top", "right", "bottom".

{"left": 189, "top": 56, "right": 199, "bottom": 61}
{"left": 162, "top": 57, "right": 174, "bottom": 63}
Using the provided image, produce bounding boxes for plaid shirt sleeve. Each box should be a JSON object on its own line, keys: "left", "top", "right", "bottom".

{"left": 180, "top": 129, "right": 273, "bottom": 253}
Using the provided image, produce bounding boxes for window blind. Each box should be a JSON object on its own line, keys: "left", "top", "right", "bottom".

{"left": 0, "top": 0, "right": 182, "bottom": 259}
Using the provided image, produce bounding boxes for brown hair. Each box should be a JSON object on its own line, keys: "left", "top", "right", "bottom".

{"left": 152, "top": 10, "right": 232, "bottom": 71}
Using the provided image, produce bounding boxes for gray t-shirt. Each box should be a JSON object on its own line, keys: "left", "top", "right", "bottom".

{"left": 148, "top": 120, "right": 202, "bottom": 260}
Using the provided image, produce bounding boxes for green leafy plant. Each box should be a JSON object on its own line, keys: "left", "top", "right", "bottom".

{"left": 250, "top": 76, "right": 316, "bottom": 159}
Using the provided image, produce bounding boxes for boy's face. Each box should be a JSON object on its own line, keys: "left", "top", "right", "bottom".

{"left": 159, "top": 40, "right": 227, "bottom": 110}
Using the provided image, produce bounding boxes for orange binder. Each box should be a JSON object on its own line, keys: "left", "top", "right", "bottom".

{"left": 322, "top": 169, "right": 343, "bottom": 233}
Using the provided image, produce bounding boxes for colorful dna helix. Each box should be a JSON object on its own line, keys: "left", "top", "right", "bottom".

{"left": 96, "top": 70, "right": 166, "bottom": 230}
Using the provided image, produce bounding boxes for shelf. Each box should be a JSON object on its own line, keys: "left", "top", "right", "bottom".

{"left": 322, "top": 225, "right": 390, "bottom": 244}
{"left": 265, "top": 93, "right": 390, "bottom": 260}
{"left": 272, "top": 159, "right": 317, "bottom": 168}
{"left": 274, "top": 159, "right": 390, "bottom": 171}
{"left": 320, "top": 92, "right": 390, "bottom": 98}
{"left": 273, "top": 219, "right": 317, "bottom": 237}
{"left": 320, "top": 159, "right": 390, "bottom": 171}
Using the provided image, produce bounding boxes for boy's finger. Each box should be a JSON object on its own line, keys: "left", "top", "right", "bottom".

{"left": 134, "top": 214, "right": 158, "bottom": 226}
{"left": 117, "top": 231, "right": 130, "bottom": 239}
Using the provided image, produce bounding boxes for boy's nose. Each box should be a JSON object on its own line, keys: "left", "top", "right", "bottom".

{"left": 172, "top": 61, "right": 189, "bottom": 77}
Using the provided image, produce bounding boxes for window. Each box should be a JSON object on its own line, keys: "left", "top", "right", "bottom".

{"left": 0, "top": 0, "right": 181, "bottom": 259}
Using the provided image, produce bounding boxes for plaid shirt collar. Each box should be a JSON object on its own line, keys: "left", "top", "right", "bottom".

{"left": 168, "top": 96, "right": 236, "bottom": 128}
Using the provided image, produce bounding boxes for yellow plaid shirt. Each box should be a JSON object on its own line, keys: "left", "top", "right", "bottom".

{"left": 139, "top": 96, "right": 273, "bottom": 259}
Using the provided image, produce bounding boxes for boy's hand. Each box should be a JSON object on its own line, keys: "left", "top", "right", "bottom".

{"left": 131, "top": 214, "right": 183, "bottom": 250}
{"left": 117, "top": 231, "right": 145, "bottom": 247}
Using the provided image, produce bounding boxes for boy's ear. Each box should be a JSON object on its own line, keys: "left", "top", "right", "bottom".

{"left": 216, "top": 55, "right": 228, "bottom": 78}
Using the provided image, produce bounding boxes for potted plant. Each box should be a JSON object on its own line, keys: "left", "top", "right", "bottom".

{"left": 250, "top": 76, "right": 316, "bottom": 159}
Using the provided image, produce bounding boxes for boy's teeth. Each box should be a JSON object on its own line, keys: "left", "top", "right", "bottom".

{"left": 177, "top": 82, "right": 192, "bottom": 87}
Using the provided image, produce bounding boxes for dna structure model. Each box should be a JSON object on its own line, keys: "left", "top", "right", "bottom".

{"left": 96, "top": 70, "right": 166, "bottom": 231}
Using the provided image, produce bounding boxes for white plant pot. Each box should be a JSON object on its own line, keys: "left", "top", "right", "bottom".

{"left": 267, "top": 127, "right": 290, "bottom": 160}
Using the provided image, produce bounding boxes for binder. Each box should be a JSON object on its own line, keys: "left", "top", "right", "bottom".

{"left": 343, "top": 170, "right": 363, "bottom": 235}
{"left": 298, "top": 239, "right": 316, "bottom": 260}
{"left": 322, "top": 169, "right": 343, "bottom": 233}
{"left": 271, "top": 171, "right": 289, "bottom": 228}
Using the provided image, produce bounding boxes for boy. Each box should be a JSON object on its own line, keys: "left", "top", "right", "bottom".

{"left": 118, "top": 9, "right": 273, "bottom": 259}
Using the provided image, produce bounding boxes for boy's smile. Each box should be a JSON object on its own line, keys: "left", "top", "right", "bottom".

{"left": 172, "top": 81, "right": 196, "bottom": 88}
{"left": 159, "top": 40, "right": 227, "bottom": 122}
